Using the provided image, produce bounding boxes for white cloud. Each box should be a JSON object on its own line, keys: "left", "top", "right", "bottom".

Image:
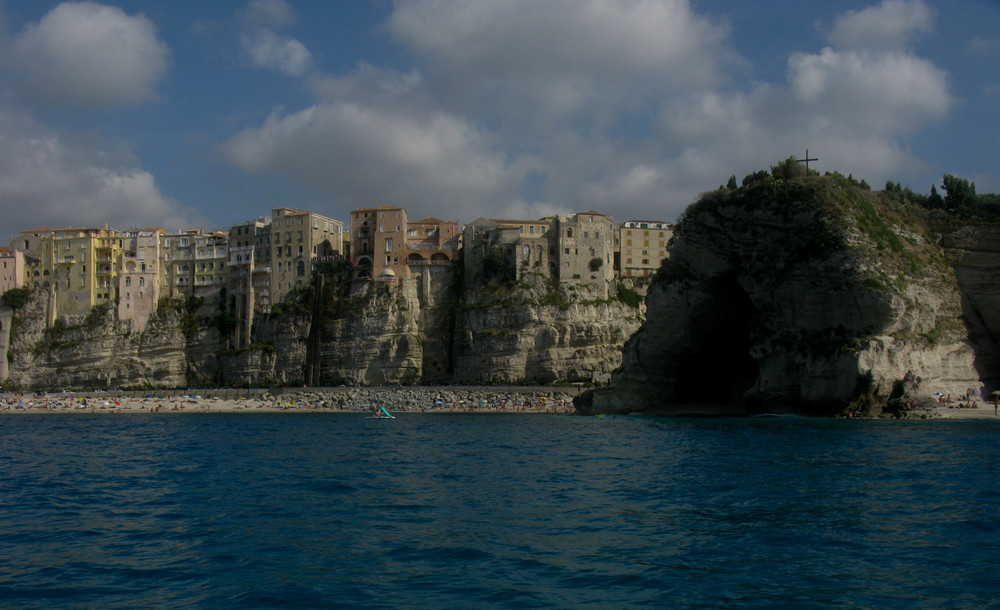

{"left": 8, "top": 2, "right": 169, "bottom": 109}
{"left": 221, "top": 68, "right": 522, "bottom": 221}
{"left": 0, "top": 108, "right": 208, "bottom": 234}
{"left": 243, "top": 0, "right": 297, "bottom": 29}
{"left": 390, "top": 0, "right": 732, "bottom": 84}
{"left": 221, "top": 1, "right": 961, "bottom": 225}
{"left": 237, "top": 0, "right": 312, "bottom": 76}
{"left": 968, "top": 36, "right": 1000, "bottom": 57}
{"left": 788, "top": 47, "right": 950, "bottom": 134}
{"left": 241, "top": 27, "right": 312, "bottom": 76}
{"left": 826, "top": 0, "right": 934, "bottom": 52}
{"left": 388, "top": 0, "right": 741, "bottom": 127}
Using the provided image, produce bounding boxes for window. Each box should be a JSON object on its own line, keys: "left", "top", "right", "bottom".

{"left": 385, "top": 238, "right": 393, "bottom": 252}
{"left": 529, "top": 226, "right": 535, "bottom": 234}
{"left": 567, "top": 229, "right": 573, "bottom": 238}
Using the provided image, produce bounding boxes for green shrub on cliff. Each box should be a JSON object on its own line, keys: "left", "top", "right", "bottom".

{"left": 617, "top": 284, "right": 643, "bottom": 309}
{"left": 2, "top": 287, "right": 30, "bottom": 310}
{"left": 677, "top": 160, "right": 957, "bottom": 297}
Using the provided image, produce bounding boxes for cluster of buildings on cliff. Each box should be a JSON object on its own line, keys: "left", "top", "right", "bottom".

{"left": 0, "top": 205, "right": 672, "bottom": 334}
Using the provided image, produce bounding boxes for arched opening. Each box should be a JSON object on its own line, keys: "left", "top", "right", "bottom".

{"left": 431, "top": 252, "right": 450, "bottom": 263}
{"left": 407, "top": 253, "right": 425, "bottom": 264}
{"left": 671, "top": 273, "right": 760, "bottom": 407}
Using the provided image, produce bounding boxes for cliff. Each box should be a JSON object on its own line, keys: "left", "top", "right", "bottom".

{"left": 579, "top": 168, "right": 990, "bottom": 416}
{"left": 3, "top": 265, "right": 643, "bottom": 390}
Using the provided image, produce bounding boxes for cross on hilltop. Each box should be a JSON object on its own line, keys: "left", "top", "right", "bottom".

{"left": 796, "top": 149, "right": 818, "bottom": 171}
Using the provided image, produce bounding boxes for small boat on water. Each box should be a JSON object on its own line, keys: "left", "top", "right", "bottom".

{"left": 370, "top": 406, "right": 395, "bottom": 419}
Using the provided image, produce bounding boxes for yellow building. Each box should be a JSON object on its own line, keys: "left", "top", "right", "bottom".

{"left": 619, "top": 220, "right": 673, "bottom": 278}
{"left": 35, "top": 226, "right": 123, "bottom": 320}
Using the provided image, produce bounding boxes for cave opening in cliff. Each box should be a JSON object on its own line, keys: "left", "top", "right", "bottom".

{"left": 673, "top": 275, "right": 759, "bottom": 405}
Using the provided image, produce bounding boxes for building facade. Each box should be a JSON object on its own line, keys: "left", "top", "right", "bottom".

{"left": 161, "top": 230, "right": 228, "bottom": 299}
{"left": 555, "top": 211, "right": 616, "bottom": 296}
{"left": 350, "top": 206, "right": 408, "bottom": 281}
{"left": 405, "top": 217, "right": 461, "bottom": 267}
{"left": 619, "top": 220, "right": 673, "bottom": 278}
{"left": 462, "top": 217, "right": 557, "bottom": 285}
{"left": 270, "top": 207, "right": 343, "bottom": 302}
{"left": 228, "top": 217, "right": 271, "bottom": 346}
{"left": 0, "top": 247, "right": 25, "bottom": 293}
{"left": 39, "top": 226, "right": 124, "bottom": 319}
{"left": 118, "top": 228, "right": 163, "bottom": 331}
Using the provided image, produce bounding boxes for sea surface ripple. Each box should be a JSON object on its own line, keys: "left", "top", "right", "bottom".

{"left": 2, "top": 413, "right": 1000, "bottom": 608}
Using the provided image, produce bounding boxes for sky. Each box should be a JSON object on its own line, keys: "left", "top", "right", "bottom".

{"left": 0, "top": 0, "right": 998, "bottom": 239}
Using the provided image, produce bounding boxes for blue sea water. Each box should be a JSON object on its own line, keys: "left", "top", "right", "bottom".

{"left": 2, "top": 413, "right": 1000, "bottom": 609}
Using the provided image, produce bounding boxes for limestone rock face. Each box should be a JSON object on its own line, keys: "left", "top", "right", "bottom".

{"left": 3, "top": 267, "right": 641, "bottom": 389}
{"left": 7, "top": 299, "right": 197, "bottom": 389}
{"left": 939, "top": 225, "right": 1000, "bottom": 390}
{"left": 582, "top": 172, "right": 982, "bottom": 416}
{"left": 452, "top": 300, "right": 640, "bottom": 384}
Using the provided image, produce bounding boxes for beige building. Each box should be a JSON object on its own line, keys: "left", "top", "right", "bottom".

{"left": 555, "top": 211, "right": 616, "bottom": 296}
{"left": 118, "top": 228, "right": 164, "bottom": 331}
{"left": 0, "top": 247, "right": 25, "bottom": 293}
{"left": 160, "top": 230, "right": 228, "bottom": 299}
{"left": 228, "top": 217, "right": 271, "bottom": 346}
{"left": 350, "top": 205, "right": 408, "bottom": 281}
{"left": 462, "top": 217, "right": 557, "bottom": 285}
{"left": 619, "top": 220, "right": 673, "bottom": 278}
{"left": 269, "top": 207, "right": 343, "bottom": 303}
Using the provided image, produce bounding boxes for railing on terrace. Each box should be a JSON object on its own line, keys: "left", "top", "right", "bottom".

{"left": 406, "top": 243, "right": 457, "bottom": 251}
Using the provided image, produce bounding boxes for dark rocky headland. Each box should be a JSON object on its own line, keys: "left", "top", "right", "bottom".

{"left": 577, "top": 162, "right": 1000, "bottom": 417}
